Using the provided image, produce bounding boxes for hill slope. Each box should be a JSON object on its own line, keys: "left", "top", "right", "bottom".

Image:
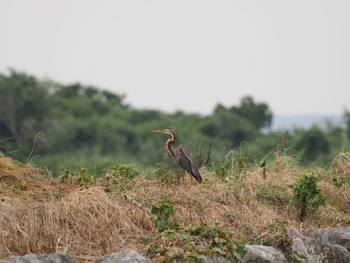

{"left": 0, "top": 153, "right": 349, "bottom": 262}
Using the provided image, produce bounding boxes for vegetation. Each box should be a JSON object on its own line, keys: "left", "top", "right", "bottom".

{"left": 1, "top": 70, "right": 349, "bottom": 174}
{"left": 1, "top": 70, "right": 350, "bottom": 261}
{"left": 292, "top": 173, "right": 326, "bottom": 222}
{"left": 150, "top": 195, "right": 178, "bottom": 232}
{"left": 0, "top": 149, "right": 349, "bottom": 261}
{"left": 145, "top": 223, "right": 246, "bottom": 262}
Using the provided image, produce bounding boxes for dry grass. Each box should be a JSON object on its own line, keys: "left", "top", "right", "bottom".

{"left": 0, "top": 154, "right": 349, "bottom": 261}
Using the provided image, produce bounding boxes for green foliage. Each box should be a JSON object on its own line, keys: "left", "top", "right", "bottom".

{"left": 98, "top": 164, "right": 137, "bottom": 191}
{"left": 150, "top": 195, "right": 177, "bottom": 232}
{"left": 344, "top": 109, "right": 350, "bottom": 141}
{"left": 111, "top": 164, "right": 136, "bottom": 179}
{"left": 295, "top": 126, "right": 330, "bottom": 163}
{"left": 292, "top": 173, "right": 326, "bottom": 222}
{"left": 1, "top": 69, "right": 349, "bottom": 174}
{"left": 201, "top": 104, "right": 257, "bottom": 148}
{"left": 59, "top": 167, "right": 95, "bottom": 185}
{"left": 231, "top": 96, "right": 272, "bottom": 130}
{"left": 145, "top": 223, "right": 246, "bottom": 262}
{"left": 265, "top": 221, "right": 291, "bottom": 253}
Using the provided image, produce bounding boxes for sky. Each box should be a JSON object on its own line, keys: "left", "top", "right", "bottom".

{"left": 1, "top": 1, "right": 349, "bottom": 116}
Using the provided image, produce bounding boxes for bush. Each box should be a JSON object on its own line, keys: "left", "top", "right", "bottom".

{"left": 292, "top": 173, "right": 326, "bottom": 222}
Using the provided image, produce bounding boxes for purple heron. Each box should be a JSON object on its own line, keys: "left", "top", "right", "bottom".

{"left": 151, "top": 129, "right": 202, "bottom": 183}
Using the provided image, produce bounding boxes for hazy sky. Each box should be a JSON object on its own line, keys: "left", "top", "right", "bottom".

{"left": 1, "top": 1, "right": 349, "bottom": 116}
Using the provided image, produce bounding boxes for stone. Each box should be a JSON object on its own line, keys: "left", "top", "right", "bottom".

{"left": 243, "top": 245, "right": 288, "bottom": 263}
{"left": 94, "top": 250, "right": 150, "bottom": 263}
{"left": 0, "top": 253, "right": 75, "bottom": 263}
{"left": 312, "top": 227, "right": 350, "bottom": 250}
{"left": 289, "top": 227, "right": 350, "bottom": 263}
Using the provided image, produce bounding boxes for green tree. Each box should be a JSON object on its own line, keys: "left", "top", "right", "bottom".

{"left": 230, "top": 96, "right": 273, "bottom": 130}
{"left": 295, "top": 126, "right": 330, "bottom": 162}
{"left": 201, "top": 104, "right": 257, "bottom": 147}
{"left": 0, "top": 70, "right": 51, "bottom": 140}
{"left": 344, "top": 109, "right": 350, "bottom": 141}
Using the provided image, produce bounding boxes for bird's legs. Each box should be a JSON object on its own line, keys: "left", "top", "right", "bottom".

{"left": 176, "top": 169, "right": 181, "bottom": 185}
{"left": 184, "top": 172, "right": 194, "bottom": 185}
{"left": 189, "top": 174, "right": 194, "bottom": 184}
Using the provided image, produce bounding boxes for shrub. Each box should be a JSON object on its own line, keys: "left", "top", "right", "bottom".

{"left": 292, "top": 173, "right": 326, "bottom": 222}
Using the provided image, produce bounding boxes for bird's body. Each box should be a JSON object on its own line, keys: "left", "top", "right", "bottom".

{"left": 151, "top": 129, "right": 202, "bottom": 183}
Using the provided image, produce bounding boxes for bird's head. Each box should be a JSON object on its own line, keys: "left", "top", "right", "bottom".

{"left": 151, "top": 129, "right": 176, "bottom": 136}
{"left": 151, "top": 129, "right": 177, "bottom": 141}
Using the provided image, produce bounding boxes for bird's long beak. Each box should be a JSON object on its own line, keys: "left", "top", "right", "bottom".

{"left": 151, "top": 129, "right": 163, "bottom": 133}
{"left": 151, "top": 129, "right": 168, "bottom": 134}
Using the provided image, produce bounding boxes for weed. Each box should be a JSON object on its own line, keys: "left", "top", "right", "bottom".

{"left": 111, "top": 164, "right": 136, "bottom": 179}
{"left": 328, "top": 152, "right": 350, "bottom": 187}
{"left": 274, "top": 137, "right": 298, "bottom": 172}
{"left": 145, "top": 223, "right": 246, "bottom": 262}
{"left": 216, "top": 143, "right": 249, "bottom": 180}
{"left": 262, "top": 221, "right": 305, "bottom": 262}
{"left": 149, "top": 195, "right": 177, "bottom": 232}
{"left": 264, "top": 221, "right": 291, "bottom": 253}
{"left": 292, "top": 173, "right": 326, "bottom": 222}
{"left": 155, "top": 152, "right": 182, "bottom": 185}
{"left": 98, "top": 164, "right": 137, "bottom": 191}
{"left": 195, "top": 136, "right": 212, "bottom": 169}
{"left": 255, "top": 183, "right": 290, "bottom": 206}
{"left": 59, "top": 167, "right": 95, "bottom": 185}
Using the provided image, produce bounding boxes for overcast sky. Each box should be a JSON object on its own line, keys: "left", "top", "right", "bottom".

{"left": 1, "top": 1, "right": 349, "bottom": 116}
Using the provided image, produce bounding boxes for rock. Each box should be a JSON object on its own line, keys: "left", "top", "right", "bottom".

{"left": 289, "top": 228, "right": 316, "bottom": 263}
{"left": 94, "top": 250, "right": 150, "bottom": 263}
{"left": 243, "top": 245, "right": 288, "bottom": 263}
{"left": 0, "top": 253, "right": 75, "bottom": 263}
{"left": 311, "top": 227, "right": 350, "bottom": 250}
{"left": 289, "top": 227, "right": 350, "bottom": 263}
{"left": 1, "top": 227, "right": 348, "bottom": 263}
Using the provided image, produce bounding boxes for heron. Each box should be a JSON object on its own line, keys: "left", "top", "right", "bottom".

{"left": 151, "top": 129, "right": 202, "bottom": 183}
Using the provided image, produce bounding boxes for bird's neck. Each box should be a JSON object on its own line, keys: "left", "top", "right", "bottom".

{"left": 166, "top": 133, "right": 177, "bottom": 158}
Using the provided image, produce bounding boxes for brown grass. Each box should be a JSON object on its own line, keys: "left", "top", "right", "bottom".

{"left": 0, "top": 154, "right": 349, "bottom": 261}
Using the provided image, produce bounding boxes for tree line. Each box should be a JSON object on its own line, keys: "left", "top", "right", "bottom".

{"left": 1, "top": 70, "right": 349, "bottom": 174}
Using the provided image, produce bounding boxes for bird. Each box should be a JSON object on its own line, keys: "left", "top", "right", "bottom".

{"left": 151, "top": 129, "right": 202, "bottom": 183}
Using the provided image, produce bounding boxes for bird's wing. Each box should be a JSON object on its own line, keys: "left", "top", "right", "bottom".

{"left": 176, "top": 145, "right": 202, "bottom": 183}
